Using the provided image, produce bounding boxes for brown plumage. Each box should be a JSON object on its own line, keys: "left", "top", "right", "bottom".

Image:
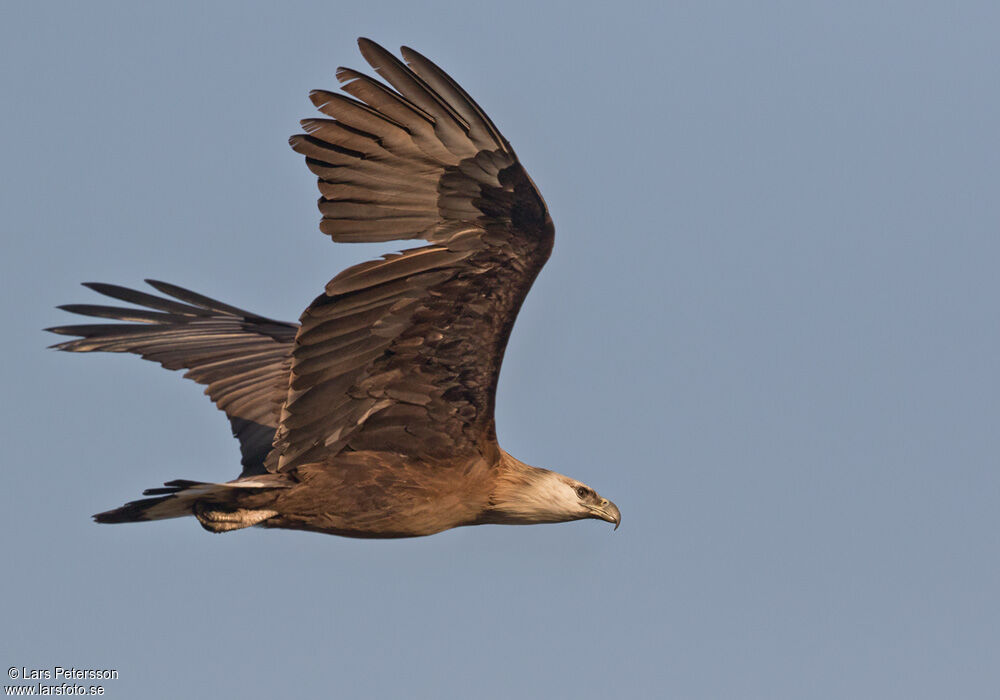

{"left": 48, "top": 39, "right": 620, "bottom": 538}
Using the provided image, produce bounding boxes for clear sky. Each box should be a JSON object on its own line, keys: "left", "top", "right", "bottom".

{"left": 3, "top": 1, "right": 999, "bottom": 698}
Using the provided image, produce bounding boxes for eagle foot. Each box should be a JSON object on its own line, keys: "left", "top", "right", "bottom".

{"left": 193, "top": 503, "right": 278, "bottom": 533}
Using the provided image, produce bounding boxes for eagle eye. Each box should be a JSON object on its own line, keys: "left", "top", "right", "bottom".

{"left": 576, "top": 486, "right": 590, "bottom": 499}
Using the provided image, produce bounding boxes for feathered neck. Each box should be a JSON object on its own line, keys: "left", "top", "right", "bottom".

{"left": 484, "top": 451, "right": 580, "bottom": 525}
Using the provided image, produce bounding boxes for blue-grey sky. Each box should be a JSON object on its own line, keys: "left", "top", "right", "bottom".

{"left": 3, "top": 2, "right": 998, "bottom": 698}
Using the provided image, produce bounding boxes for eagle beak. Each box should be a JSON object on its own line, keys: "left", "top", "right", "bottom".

{"left": 591, "top": 499, "right": 621, "bottom": 530}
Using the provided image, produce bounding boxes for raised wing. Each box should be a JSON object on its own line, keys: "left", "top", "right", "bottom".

{"left": 48, "top": 281, "right": 296, "bottom": 475}
{"left": 274, "top": 39, "right": 553, "bottom": 471}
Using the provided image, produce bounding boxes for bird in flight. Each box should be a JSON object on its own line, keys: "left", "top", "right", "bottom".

{"left": 48, "top": 39, "right": 620, "bottom": 538}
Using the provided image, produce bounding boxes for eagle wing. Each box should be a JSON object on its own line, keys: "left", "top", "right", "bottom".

{"left": 272, "top": 39, "right": 554, "bottom": 471}
{"left": 48, "top": 281, "right": 296, "bottom": 475}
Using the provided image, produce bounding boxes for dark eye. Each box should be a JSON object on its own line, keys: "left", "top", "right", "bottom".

{"left": 576, "top": 486, "right": 590, "bottom": 499}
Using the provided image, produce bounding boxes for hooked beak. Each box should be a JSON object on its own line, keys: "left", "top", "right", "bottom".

{"left": 590, "top": 499, "right": 621, "bottom": 530}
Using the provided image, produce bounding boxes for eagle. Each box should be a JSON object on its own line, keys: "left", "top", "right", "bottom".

{"left": 48, "top": 39, "right": 620, "bottom": 538}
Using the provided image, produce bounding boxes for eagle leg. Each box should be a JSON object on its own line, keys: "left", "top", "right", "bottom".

{"left": 193, "top": 503, "right": 278, "bottom": 533}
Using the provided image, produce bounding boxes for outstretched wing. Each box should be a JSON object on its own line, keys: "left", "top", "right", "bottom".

{"left": 274, "top": 39, "right": 553, "bottom": 471}
{"left": 48, "top": 281, "right": 297, "bottom": 475}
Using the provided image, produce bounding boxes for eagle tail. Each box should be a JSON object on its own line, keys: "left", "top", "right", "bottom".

{"left": 93, "top": 478, "right": 287, "bottom": 532}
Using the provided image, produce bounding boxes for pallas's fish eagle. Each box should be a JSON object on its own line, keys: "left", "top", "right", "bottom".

{"left": 48, "top": 39, "right": 620, "bottom": 538}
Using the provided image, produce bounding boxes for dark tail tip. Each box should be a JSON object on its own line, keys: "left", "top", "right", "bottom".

{"left": 92, "top": 495, "right": 172, "bottom": 524}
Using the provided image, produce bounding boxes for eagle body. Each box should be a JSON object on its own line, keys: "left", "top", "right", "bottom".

{"left": 245, "top": 453, "right": 496, "bottom": 539}
{"left": 48, "top": 39, "right": 620, "bottom": 538}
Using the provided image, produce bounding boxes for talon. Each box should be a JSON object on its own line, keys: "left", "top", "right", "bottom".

{"left": 194, "top": 503, "right": 277, "bottom": 533}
